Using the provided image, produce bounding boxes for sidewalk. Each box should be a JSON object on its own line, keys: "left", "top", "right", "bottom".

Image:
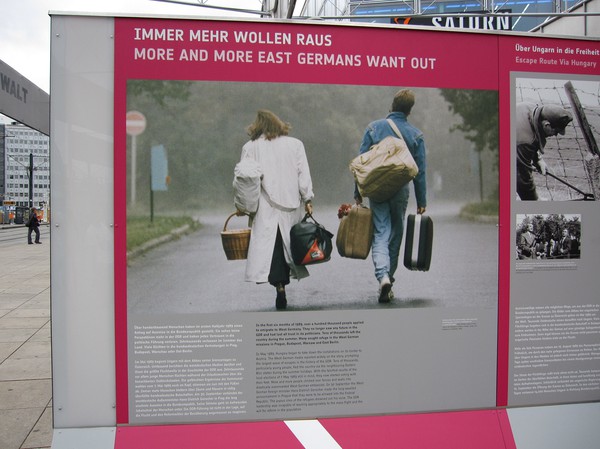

{"left": 0, "top": 234, "right": 52, "bottom": 449}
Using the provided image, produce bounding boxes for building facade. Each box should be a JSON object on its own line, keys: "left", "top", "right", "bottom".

{"left": 1, "top": 122, "right": 50, "bottom": 211}
{"left": 298, "top": 0, "right": 592, "bottom": 32}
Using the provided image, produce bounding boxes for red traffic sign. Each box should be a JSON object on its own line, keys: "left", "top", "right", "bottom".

{"left": 126, "top": 110, "right": 146, "bottom": 136}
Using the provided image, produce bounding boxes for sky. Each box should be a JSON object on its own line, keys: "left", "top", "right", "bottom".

{"left": 0, "top": 0, "right": 259, "bottom": 95}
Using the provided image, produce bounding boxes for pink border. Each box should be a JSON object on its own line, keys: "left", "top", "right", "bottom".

{"left": 112, "top": 17, "right": 501, "bottom": 424}
{"left": 114, "top": 18, "right": 500, "bottom": 89}
{"left": 113, "top": 16, "right": 600, "bottom": 424}
{"left": 493, "top": 34, "right": 600, "bottom": 406}
{"left": 496, "top": 37, "right": 512, "bottom": 408}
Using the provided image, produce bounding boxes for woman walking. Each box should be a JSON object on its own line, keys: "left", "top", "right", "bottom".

{"left": 238, "top": 110, "right": 314, "bottom": 310}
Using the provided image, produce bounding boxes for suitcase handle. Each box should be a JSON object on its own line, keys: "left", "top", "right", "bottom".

{"left": 301, "top": 213, "right": 333, "bottom": 240}
{"left": 302, "top": 212, "right": 322, "bottom": 227}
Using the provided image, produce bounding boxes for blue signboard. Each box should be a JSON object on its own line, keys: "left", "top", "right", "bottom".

{"left": 151, "top": 144, "right": 168, "bottom": 192}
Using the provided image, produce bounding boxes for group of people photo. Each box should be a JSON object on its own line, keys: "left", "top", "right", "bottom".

{"left": 516, "top": 214, "right": 581, "bottom": 261}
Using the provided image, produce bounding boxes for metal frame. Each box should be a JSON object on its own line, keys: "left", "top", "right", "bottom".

{"left": 147, "top": 0, "right": 599, "bottom": 27}
{"left": 307, "top": 0, "right": 599, "bottom": 20}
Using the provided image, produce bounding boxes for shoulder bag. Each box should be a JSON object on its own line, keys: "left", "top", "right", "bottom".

{"left": 350, "top": 119, "right": 419, "bottom": 202}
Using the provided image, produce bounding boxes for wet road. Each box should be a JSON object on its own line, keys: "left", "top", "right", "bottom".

{"left": 127, "top": 202, "right": 498, "bottom": 314}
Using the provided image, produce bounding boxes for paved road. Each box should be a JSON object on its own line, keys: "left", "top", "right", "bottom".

{"left": 128, "top": 202, "right": 498, "bottom": 315}
{"left": 0, "top": 224, "right": 50, "bottom": 245}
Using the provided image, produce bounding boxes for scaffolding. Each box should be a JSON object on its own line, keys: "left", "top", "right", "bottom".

{"left": 298, "top": 0, "right": 598, "bottom": 31}
{"left": 150, "top": 0, "right": 599, "bottom": 33}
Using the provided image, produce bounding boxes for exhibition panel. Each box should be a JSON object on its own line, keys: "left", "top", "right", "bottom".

{"left": 49, "top": 12, "right": 599, "bottom": 447}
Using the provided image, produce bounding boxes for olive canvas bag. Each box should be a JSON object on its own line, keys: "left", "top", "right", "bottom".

{"left": 350, "top": 119, "right": 418, "bottom": 202}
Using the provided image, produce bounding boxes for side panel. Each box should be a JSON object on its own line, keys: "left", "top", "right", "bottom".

{"left": 50, "top": 15, "right": 116, "bottom": 427}
{"left": 499, "top": 35, "right": 600, "bottom": 408}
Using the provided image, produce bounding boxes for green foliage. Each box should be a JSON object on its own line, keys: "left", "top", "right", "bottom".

{"left": 440, "top": 89, "right": 499, "bottom": 159}
{"left": 128, "top": 80, "right": 192, "bottom": 107}
{"left": 126, "top": 215, "right": 198, "bottom": 251}
{"left": 125, "top": 81, "right": 498, "bottom": 212}
{"left": 460, "top": 200, "right": 498, "bottom": 217}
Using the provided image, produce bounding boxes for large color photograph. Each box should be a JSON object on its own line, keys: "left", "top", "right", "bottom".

{"left": 125, "top": 81, "right": 499, "bottom": 314}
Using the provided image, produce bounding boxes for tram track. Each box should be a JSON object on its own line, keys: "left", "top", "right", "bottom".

{"left": 0, "top": 224, "right": 50, "bottom": 245}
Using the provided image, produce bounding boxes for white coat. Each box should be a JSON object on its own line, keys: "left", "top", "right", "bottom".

{"left": 240, "top": 135, "right": 314, "bottom": 283}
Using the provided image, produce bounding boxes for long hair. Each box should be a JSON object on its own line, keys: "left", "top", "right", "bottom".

{"left": 246, "top": 109, "right": 291, "bottom": 141}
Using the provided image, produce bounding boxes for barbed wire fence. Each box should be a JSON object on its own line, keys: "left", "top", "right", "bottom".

{"left": 515, "top": 78, "right": 600, "bottom": 201}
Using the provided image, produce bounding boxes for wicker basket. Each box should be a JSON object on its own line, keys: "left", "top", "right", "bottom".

{"left": 221, "top": 212, "right": 251, "bottom": 260}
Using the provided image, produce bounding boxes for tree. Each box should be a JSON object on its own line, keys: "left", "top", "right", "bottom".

{"left": 128, "top": 80, "right": 191, "bottom": 107}
{"left": 440, "top": 89, "right": 499, "bottom": 160}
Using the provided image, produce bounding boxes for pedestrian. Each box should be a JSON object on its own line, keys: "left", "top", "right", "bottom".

{"left": 27, "top": 207, "right": 42, "bottom": 244}
{"left": 238, "top": 110, "right": 314, "bottom": 310}
{"left": 355, "top": 89, "right": 427, "bottom": 303}
{"left": 547, "top": 237, "right": 558, "bottom": 259}
{"left": 515, "top": 103, "right": 573, "bottom": 201}
{"left": 556, "top": 228, "right": 572, "bottom": 259}
{"left": 518, "top": 223, "right": 536, "bottom": 259}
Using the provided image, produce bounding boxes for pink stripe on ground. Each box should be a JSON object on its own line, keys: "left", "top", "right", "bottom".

{"left": 320, "top": 410, "right": 516, "bottom": 449}
{"left": 115, "top": 421, "right": 305, "bottom": 449}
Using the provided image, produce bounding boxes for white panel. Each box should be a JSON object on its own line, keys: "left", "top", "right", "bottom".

{"left": 50, "top": 15, "right": 116, "bottom": 428}
{"left": 285, "top": 420, "right": 342, "bottom": 449}
{"left": 537, "top": 0, "right": 600, "bottom": 37}
{"left": 52, "top": 427, "right": 116, "bottom": 449}
{"left": 585, "top": 0, "right": 600, "bottom": 38}
{"left": 508, "top": 403, "right": 600, "bottom": 449}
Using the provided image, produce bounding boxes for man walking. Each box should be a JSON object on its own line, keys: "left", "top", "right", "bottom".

{"left": 27, "top": 207, "right": 42, "bottom": 244}
{"left": 355, "top": 89, "right": 427, "bottom": 302}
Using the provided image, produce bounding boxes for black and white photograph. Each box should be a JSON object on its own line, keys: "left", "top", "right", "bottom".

{"left": 515, "top": 213, "right": 581, "bottom": 261}
{"left": 514, "top": 76, "right": 599, "bottom": 202}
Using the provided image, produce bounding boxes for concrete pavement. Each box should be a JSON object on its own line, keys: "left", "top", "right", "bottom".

{"left": 0, "top": 223, "right": 598, "bottom": 449}
{"left": 0, "top": 227, "right": 52, "bottom": 449}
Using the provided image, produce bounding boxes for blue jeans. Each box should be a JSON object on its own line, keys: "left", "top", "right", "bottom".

{"left": 370, "top": 185, "right": 410, "bottom": 282}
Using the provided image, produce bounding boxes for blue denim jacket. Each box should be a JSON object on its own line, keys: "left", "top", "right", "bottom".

{"left": 355, "top": 111, "right": 427, "bottom": 208}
